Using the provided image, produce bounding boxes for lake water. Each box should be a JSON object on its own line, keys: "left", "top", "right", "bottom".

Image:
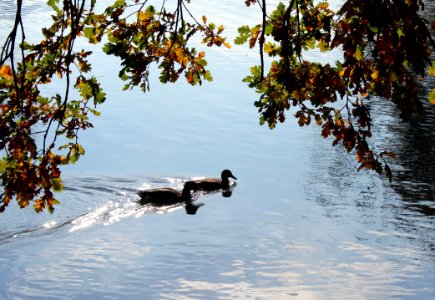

{"left": 1, "top": 1, "right": 434, "bottom": 299}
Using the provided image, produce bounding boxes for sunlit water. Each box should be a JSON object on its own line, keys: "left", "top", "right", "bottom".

{"left": 1, "top": 1, "right": 434, "bottom": 299}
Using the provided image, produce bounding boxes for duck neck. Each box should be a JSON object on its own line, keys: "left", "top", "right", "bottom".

{"left": 222, "top": 177, "right": 231, "bottom": 188}
{"left": 181, "top": 188, "right": 192, "bottom": 199}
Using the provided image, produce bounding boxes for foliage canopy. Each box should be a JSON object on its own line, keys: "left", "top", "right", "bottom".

{"left": 0, "top": 0, "right": 433, "bottom": 212}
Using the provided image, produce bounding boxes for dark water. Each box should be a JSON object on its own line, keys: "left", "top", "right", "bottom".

{"left": 1, "top": 1, "right": 434, "bottom": 299}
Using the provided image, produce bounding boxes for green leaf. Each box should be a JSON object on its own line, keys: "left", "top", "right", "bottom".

{"left": 51, "top": 178, "right": 64, "bottom": 192}
{"left": 264, "top": 23, "right": 274, "bottom": 35}
{"left": 335, "top": 60, "right": 343, "bottom": 72}
{"left": 83, "top": 27, "right": 95, "bottom": 40}
{"left": 47, "top": 0, "right": 61, "bottom": 16}
{"left": 317, "top": 39, "right": 329, "bottom": 52}
{"left": 89, "top": 109, "right": 101, "bottom": 116}
{"left": 368, "top": 25, "right": 378, "bottom": 33}
{"left": 354, "top": 46, "right": 363, "bottom": 60}
{"left": 234, "top": 25, "right": 251, "bottom": 45}
{"left": 113, "top": 0, "right": 126, "bottom": 8}
{"left": 203, "top": 70, "right": 213, "bottom": 81}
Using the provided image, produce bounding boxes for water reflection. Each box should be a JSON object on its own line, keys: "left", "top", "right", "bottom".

{"left": 304, "top": 89, "right": 435, "bottom": 266}
{"left": 383, "top": 1, "right": 435, "bottom": 206}
{"left": 389, "top": 98, "right": 435, "bottom": 202}
{"left": 0, "top": 175, "right": 237, "bottom": 242}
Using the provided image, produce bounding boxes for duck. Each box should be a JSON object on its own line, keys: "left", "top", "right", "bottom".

{"left": 191, "top": 169, "right": 237, "bottom": 192}
{"left": 137, "top": 181, "right": 198, "bottom": 206}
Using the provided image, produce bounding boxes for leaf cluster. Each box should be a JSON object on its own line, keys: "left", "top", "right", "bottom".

{"left": 0, "top": 0, "right": 229, "bottom": 213}
{"left": 236, "top": 0, "right": 433, "bottom": 180}
{"left": 1, "top": 0, "right": 105, "bottom": 213}
{"left": 85, "top": 1, "right": 229, "bottom": 91}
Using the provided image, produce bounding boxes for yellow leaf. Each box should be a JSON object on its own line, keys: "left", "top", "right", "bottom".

{"left": 202, "top": 15, "right": 207, "bottom": 24}
{"left": 371, "top": 70, "right": 379, "bottom": 80}
{"left": 218, "top": 25, "right": 224, "bottom": 34}
{"left": 338, "top": 67, "right": 346, "bottom": 77}
{"left": 317, "top": 39, "right": 329, "bottom": 52}
{"left": 0, "top": 65, "right": 13, "bottom": 79}
{"left": 354, "top": 47, "right": 363, "bottom": 60}
{"left": 223, "top": 41, "right": 231, "bottom": 49}
{"left": 389, "top": 71, "right": 399, "bottom": 82}
{"left": 316, "top": 117, "right": 322, "bottom": 126}
{"left": 182, "top": 56, "right": 188, "bottom": 67}
{"left": 429, "top": 61, "right": 435, "bottom": 76}
{"left": 318, "top": 2, "right": 329, "bottom": 10}
{"left": 429, "top": 88, "right": 435, "bottom": 105}
{"left": 34, "top": 200, "right": 44, "bottom": 212}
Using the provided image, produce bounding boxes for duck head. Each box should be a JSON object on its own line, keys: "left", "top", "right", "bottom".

{"left": 221, "top": 169, "right": 237, "bottom": 181}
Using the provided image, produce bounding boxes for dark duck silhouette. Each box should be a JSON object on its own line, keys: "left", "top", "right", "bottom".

{"left": 137, "top": 181, "right": 198, "bottom": 206}
{"left": 191, "top": 169, "right": 237, "bottom": 192}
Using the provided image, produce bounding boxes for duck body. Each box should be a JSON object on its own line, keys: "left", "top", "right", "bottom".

{"left": 192, "top": 169, "right": 237, "bottom": 192}
{"left": 137, "top": 181, "right": 197, "bottom": 206}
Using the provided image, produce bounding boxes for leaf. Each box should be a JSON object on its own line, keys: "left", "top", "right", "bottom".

{"left": 217, "top": 25, "right": 224, "bottom": 34}
{"left": 317, "top": 2, "right": 329, "bottom": 10}
{"left": 34, "top": 200, "right": 44, "bottom": 213}
{"left": 89, "top": 108, "right": 101, "bottom": 116}
{"left": 264, "top": 42, "right": 277, "bottom": 54}
{"left": 429, "top": 61, "right": 435, "bottom": 76}
{"left": 389, "top": 71, "right": 399, "bottom": 82}
{"left": 47, "top": 0, "right": 61, "bottom": 16}
{"left": 0, "top": 65, "right": 13, "bottom": 79}
{"left": 317, "top": 39, "right": 329, "bottom": 52}
{"left": 429, "top": 88, "right": 435, "bottom": 105}
{"left": 234, "top": 25, "right": 251, "bottom": 45}
{"left": 354, "top": 47, "right": 363, "bottom": 60}
{"left": 113, "top": 0, "right": 127, "bottom": 8}
{"left": 83, "top": 27, "right": 98, "bottom": 44}
{"left": 380, "top": 150, "right": 397, "bottom": 159}
{"left": 371, "top": 69, "right": 379, "bottom": 80}
{"left": 51, "top": 178, "right": 64, "bottom": 192}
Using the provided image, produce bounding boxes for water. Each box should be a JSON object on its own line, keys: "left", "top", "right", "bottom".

{"left": 1, "top": 1, "right": 434, "bottom": 299}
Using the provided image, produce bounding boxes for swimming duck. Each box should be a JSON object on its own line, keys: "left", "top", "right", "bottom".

{"left": 137, "top": 181, "right": 198, "bottom": 206}
{"left": 191, "top": 169, "right": 237, "bottom": 191}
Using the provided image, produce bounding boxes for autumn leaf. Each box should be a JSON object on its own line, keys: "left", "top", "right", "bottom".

{"left": 317, "top": 1, "right": 329, "bottom": 10}
{"left": 429, "top": 88, "right": 435, "bottom": 105}
{"left": 0, "top": 65, "right": 14, "bottom": 79}
{"left": 354, "top": 47, "right": 363, "bottom": 60}
{"left": 429, "top": 61, "right": 435, "bottom": 76}
{"left": 371, "top": 70, "right": 379, "bottom": 80}
{"left": 380, "top": 150, "right": 397, "bottom": 159}
{"left": 217, "top": 25, "right": 224, "bottom": 34}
